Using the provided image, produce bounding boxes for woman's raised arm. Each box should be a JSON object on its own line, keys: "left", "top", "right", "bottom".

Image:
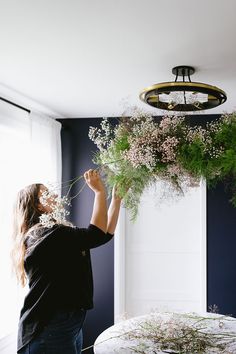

{"left": 84, "top": 169, "right": 107, "bottom": 233}
{"left": 107, "top": 186, "right": 122, "bottom": 235}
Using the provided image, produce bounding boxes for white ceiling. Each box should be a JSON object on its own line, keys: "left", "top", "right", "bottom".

{"left": 0, "top": 0, "right": 236, "bottom": 118}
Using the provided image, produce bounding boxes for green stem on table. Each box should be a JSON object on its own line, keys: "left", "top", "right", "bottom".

{"left": 81, "top": 344, "right": 94, "bottom": 352}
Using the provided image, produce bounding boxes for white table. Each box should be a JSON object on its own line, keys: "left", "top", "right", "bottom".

{"left": 94, "top": 312, "right": 236, "bottom": 353}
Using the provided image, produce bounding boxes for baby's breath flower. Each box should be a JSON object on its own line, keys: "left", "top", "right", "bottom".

{"left": 39, "top": 188, "right": 71, "bottom": 228}
{"left": 88, "top": 118, "right": 114, "bottom": 152}
{"left": 39, "top": 213, "right": 55, "bottom": 228}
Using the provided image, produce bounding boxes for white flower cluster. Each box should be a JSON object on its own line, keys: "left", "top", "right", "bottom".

{"left": 221, "top": 113, "right": 235, "bottom": 125}
{"left": 123, "top": 115, "right": 184, "bottom": 170}
{"left": 186, "top": 124, "right": 225, "bottom": 158}
{"left": 206, "top": 119, "right": 222, "bottom": 133}
{"left": 159, "top": 114, "right": 185, "bottom": 133}
{"left": 88, "top": 118, "right": 113, "bottom": 152}
{"left": 160, "top": 136, "right": 179, "bottom": 162}
{"left": 131, "top": 115, "right": 156, "bottom": 137}
{"left": 39, "top": 188, "right": 71, "bottom": 228}
{"left": 123, "top": 138, "right": 157, "bottom": 171}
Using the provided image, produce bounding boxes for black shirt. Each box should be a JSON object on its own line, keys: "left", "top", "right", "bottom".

{"left": 17, "top": 223, "right": 113, "bottom": 351}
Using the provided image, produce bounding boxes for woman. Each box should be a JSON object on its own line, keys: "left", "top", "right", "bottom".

{"left": 12, "top": 169, "right": 122, "bottom": 354}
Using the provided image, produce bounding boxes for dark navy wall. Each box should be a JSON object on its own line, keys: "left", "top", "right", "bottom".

{"left": 188, "top": 115, "right": 236, "bottom": 316}
{"left": 207, "top": 182, "right": 236, "bottom": 316}
{"left": 58, "top": 118, "right": 114, "bottom": 354}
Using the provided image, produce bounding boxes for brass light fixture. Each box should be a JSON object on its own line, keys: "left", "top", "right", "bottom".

{"left": 139, "top": 66, "right": 227, "bottom": 112}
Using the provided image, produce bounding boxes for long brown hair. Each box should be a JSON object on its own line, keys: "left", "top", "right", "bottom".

{"left": 11, "top": 183, "right": 43, "bottom": 287}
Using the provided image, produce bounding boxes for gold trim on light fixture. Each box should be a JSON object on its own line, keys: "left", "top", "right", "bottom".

{"left": 139, "top": 66, "right": 227, "bottom": 112}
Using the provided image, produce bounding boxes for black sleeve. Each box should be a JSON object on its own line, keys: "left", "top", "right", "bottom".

{"left": 58, "top": 224, "right": 114, "bottom": 250}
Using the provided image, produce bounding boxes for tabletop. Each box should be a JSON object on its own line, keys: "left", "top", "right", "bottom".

{"left": 94, "top": 311, "right": 236, "bottom": 353}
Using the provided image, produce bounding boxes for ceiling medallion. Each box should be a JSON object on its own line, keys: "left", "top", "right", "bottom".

{"left": 139, "top": 65, "right": 227, "bottom": 112}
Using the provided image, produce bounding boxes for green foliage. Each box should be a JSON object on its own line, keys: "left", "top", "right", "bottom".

{"left": 89, "top": 112, "right": 236, "bottom": 219}
{"left": 114, "top": 134, "right": 130, "bottom": 151}
{"left": 178, "top": 141, "right": 206, "bottom": 176}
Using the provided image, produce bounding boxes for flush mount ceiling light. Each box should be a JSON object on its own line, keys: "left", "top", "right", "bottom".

{"left": 139, "top": 65, "right": 227, "bottom": 112}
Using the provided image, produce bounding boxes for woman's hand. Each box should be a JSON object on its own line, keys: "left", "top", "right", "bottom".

{"left": 111, "top": 185, "right": 122, "bottom": 203}
{"left": 84, "top": 169, "right": 105, "bottom": 194}
{"left": 111, "top": 183, "right": 130, "bottom": 202}
{"left": 107, "top": 184, "right": 125, "bottom": 234}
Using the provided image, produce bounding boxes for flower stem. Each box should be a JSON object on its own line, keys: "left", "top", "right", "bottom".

{"left": 71, "top": 181, "right": 87, "bottom": 200}
{"left": 66, "top": 175, "right": 84, "bottom": 197}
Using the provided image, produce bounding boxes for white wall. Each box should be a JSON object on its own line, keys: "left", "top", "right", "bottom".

{"left": 0, "top": 333, "right": 17, "bottom": 354}
{"left": 115, "top": 179, "right": 206, "bottom": 321}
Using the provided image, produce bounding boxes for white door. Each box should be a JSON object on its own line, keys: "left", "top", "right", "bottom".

{"left": 115, "top": 180, "right": 206, "bottom": 321}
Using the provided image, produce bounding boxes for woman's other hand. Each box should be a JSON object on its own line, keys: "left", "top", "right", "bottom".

{"left": 84, "top": 169, "right": 105, "bottom": 194}
{"left": 111, "top": 185, "right": 122, "bottom": 203}
{"left": 111, "top": 182, "right": 130, "bottom": 202}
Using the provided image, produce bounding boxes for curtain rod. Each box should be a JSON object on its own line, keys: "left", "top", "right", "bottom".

{"left": 0, "top": 96, "right": 31, "bottom": 113}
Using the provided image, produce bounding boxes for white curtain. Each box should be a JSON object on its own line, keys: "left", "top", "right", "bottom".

{"left": 0, "top": 102, "right": 62, "bottom": 341}
{"left": 28, "top": 111, "right": 62, "bottom": 187}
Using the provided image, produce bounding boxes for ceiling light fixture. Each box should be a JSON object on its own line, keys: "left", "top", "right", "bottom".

{"left": 139, "top": 65, "right": 227, "bottom": 112}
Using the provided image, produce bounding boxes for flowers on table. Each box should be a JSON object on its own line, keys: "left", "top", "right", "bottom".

{"left": 120, "top": 312, "right": 236, "bottom": 353}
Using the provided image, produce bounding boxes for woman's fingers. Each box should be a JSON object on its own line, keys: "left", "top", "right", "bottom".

{"left": 84, "top": 169, "right": 104, "bottom": 193}
{"left": 85, "top": 169, "right": 98, "bottom": 177}
{"left": 84, "top": 169, "right": 100, "bottom": 185}
{"left": 84, "top": 170, "right": 92, "bottom": 175}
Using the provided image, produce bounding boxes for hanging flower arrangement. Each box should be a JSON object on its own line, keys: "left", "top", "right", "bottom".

{"left": 88, "top": 111, "right": 236, "bottom": 219}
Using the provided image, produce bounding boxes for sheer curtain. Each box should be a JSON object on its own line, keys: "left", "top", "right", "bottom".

{"left": 0, "top": 102, "right": 61, "bottom": 342}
